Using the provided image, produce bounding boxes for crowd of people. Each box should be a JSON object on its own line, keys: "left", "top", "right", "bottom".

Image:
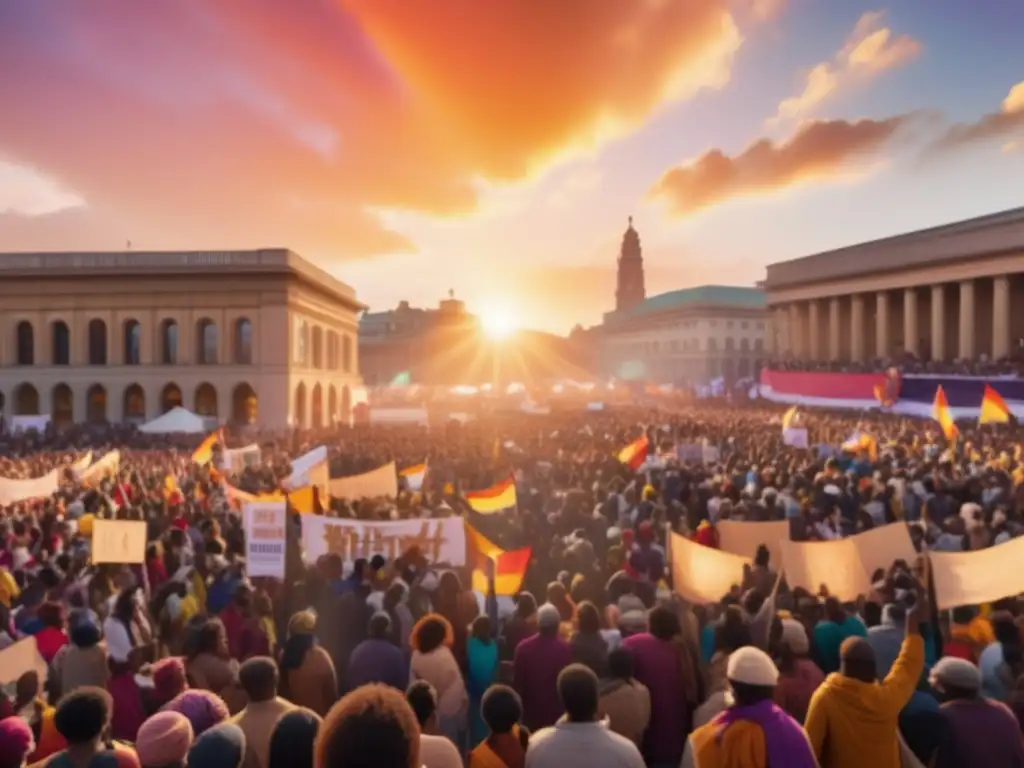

{"left": 3, "top": 398, "right": 1024, "bottom": 768}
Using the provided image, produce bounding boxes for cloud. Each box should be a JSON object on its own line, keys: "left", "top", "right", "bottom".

{"left": 928, "top": 79, "right": 1024, "bottom": 153}
{"left": 0, "top": 0, "right": 744, "bottom": 261}
{"left": 649, "top": 115, "right": 914, "bottom": 217}
{"left": 0, "top": 161, "right": 85, "bottom": 217}
{"left": 770, "top": 11, "right": 920, "bottom": 124}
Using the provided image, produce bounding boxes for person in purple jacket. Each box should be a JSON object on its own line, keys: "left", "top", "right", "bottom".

{"left": 512, "top": 603, "right": 572, "bottom": 732}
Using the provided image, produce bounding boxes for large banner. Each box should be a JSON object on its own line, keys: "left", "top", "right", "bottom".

{"left": 778, "top": 523, "right": 916, "bottom": 601}
{"left": 930, "top": 537, "right": 1024, "bottom": 610}
{"left": 244, "top": 501, "right": 287, "bottom": 578}
{"left": 670, "top": 532, "right": 750, "bottom": 604}
{"left": 716, "top": 519, "right": 789, "bottom": 570}
{"left": 302, "top": 515, "right": 466, "bottom": 565}
{"left": 0, "top": 469, "right": 60, "bottom": 506}
{"left": 79, "top": 450, "right": 120, "bottom": 485}
{"left": 328, "top": 462, "right": 399, "bottom": 500}
{"left": 284, "top": 446, "right": 328, "bottom": 488}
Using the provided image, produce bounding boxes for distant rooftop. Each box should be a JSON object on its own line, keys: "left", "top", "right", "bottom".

{"left": 604, "top": 284, "right": 765, "bottom": 326}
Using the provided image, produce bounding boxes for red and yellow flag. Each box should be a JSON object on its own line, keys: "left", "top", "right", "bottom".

{"left": 192, "top": 430, "right": 221, "bottom": 466}
{"left": 465, "top": 474, "right": 517, "bottom": 514}
{"left": 617, "top": 435, "right": 649, "bottom": 472}
{"left": 932, "top": 386, "right": 959, "bottom": 442}
{"left": 465, "top": 523, "right": 531, "bottom": 596}
{"left": 979, "top": 384, "right": 1011, "bottom": 425}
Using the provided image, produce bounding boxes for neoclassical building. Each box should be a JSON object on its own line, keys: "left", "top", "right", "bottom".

{"left": 0, "top": 249, "right": 364, "bottom": 430}
{"left": 764, "top": 207, "right": 1024, "bottom": 362}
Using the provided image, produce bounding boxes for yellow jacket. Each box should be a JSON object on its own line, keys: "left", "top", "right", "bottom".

{"left": 804, "top": 633, "right": 924, "bottom": 768}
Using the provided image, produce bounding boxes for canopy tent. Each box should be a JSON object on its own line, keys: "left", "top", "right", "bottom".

{"left": 138, "top": 407, "right": 208, "bottom": 434}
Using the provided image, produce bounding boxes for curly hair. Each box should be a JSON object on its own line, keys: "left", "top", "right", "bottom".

{"left": 409, "top": 613, "right": 454, "bottom": 654}
{"left": 316, "top": 685, "right": 419, "bottom": 768}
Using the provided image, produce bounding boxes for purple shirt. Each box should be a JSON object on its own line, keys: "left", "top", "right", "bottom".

{"left": 513, "top": 632, "right": 572, "bottom": 732}
{"left": 936, "top": 698, "right": 1024, "bottom": 768}
{"left": 621, "top": 632, "right": 690, "bottom": 764}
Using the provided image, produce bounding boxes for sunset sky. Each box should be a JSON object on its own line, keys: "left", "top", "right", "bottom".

{"left": 1, "top": 0, "right": 1022, "bottom": 334}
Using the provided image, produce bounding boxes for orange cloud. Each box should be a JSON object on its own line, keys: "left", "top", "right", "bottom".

{"left": 0, "top": 0, "right": 744, "bottom": 261}
{"left": 928, "top": 80, "right": 1024, "bottom": 153}
{"left": 770, "top": 11, "right": 920, "bottom": 124}
{"left": 649, "top": 116, "right": 914, "bottom": 217}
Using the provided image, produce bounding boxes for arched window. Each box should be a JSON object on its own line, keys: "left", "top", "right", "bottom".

{"left": 196, "top": 319, "right": 217, "bottom": 365}
{"left": 123, "top": 384, "right": 146, "bottom": 420}
{"left": 86, "top": 384, "right": 108, "bottom": 423}
{"left": 724, "top": 337, "right": 735, "bottom": 352}
{"left": 342, "top": 335, "right": 353, "bottom": 373}
{"left": 15, "top": 321, "right": 34, "bottom": 366}
{"left": 88, "top": 319, "right": 108, "bottom": 365}
{"left": 124, "top": 320, "right": 141, "bottom": 365}
{"left": 232, "top": 383, "right": 258, "bottom": 425}
{"left": 234, "top": 318, "right": 253, "bottom": 365}
{"left": 194, "top": 382, "right": 218, "bottom": 416}
{"left": 15, "top": 383, "right": 39, "bottom": 415}
{"left": 311, "top": 327, "right": 323, "bottom": 369}
{"left": 51, "top": 321, "right": 70, "bottom": 366}
{"left": 294, "top": 382, "right": 307, "bottom": 428}
{"left": 740, "top": 338, "right": 750, "bottom": 353}
{"left": 160, "top": 383, "right": 183, "bottom": 413}
{"left": 52, "top": 384, "right": 74, "bottom": 426}
{"left": 161, "top": 319, "right": 179, "bottom": 364}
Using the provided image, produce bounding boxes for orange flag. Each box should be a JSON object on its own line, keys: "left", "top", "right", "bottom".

{"left": 932, "top": 386, "right": 959, "bottom": 442}
{"left": 617, "top": 435, "right": 649, "bottom": 471}
{"left": 979, "top": 384, "right": 1011, "bottom": 425}
{"left": 465, "top": 523, "right": 531, "bottom": 596}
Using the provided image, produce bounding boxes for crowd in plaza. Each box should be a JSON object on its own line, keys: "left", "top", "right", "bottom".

{"left": 3, "top": 395, "right": 1024, "bottom": 768}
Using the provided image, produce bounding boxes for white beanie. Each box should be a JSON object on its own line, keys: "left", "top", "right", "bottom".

{"left": 727, "top": 646, "right": 780, "bottom": 687}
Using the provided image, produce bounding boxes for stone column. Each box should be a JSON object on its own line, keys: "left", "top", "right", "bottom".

{"left": 789, "top": 303, "right": 803, "bottom": 358}
{"left": 993, "top": 276, "right": 1011, "bottom": 359}
{"left": 828, "top": 298, "right": 841, "bottom": 361}
{"left": 808, "top": 301, "right": 821, "bottom": 360}
{"left": 850, "top": 295, "right": 865, "bottom": 362}
{"left": 903, "top": 288, "right": 919, "bottom": 356}
{"left": 875, "top": 291, "right": 890, "bottom": 359}
{"left": 959, "top": 279, "right": 975, "bottom": 360}
{"left": 931, "top": 284, "right": 945, "bottom": 361}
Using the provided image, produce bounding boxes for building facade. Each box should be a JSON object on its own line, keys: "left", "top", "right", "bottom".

{"left": 0, "top": 249, "right": 364, "bottom": 430}
{"left": 763, "top": 207, "right": 1024, "bottom": 362}
{"left": 597, "top": 285, "right": 768, "bottom": 384}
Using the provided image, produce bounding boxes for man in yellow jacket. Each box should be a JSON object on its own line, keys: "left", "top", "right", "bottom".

{"left": 804, "top": 582, "right": 926, "bottom": 768}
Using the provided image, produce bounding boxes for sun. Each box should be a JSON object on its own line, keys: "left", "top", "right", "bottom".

{"left": 480, "top": 305, "right": 520, "bottom": 340}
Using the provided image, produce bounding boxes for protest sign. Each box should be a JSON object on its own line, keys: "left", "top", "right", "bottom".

{"left": 244, "top": 501, "right": 287, "bottom": 578}
{"left": 716, "top": 519, "right": 789, "bottom": 570}
{"left": 930, "top": 536, "right": 1024, "bottom": 610}
{"left": 670, "top": 531, "right": 751, "bottom": 604}
{"left": 0, "top": 637, "right": 49, "bottom": 687}
{"left": 328, "top": 462, "right": 398, "bottom": 500}
{"left": 221, "top": 444, "right": 261, "bottom": 473}
{"left": 782, "top": 428, "right": 809, "bottom": 448}
{"left": 302, "top": 516, "right": 466, "bottom": 565}
{"left": 91, "top": 519, "right": 147, "bottom": 564}
{"left": 0, "top": 469, "right": 59, "bottom": 506}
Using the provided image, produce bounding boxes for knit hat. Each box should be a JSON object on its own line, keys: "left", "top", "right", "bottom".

{"left": 779, "top": 619, "right": 810, "bottom": 655}
{"left": 151, "top": 657, "right": 187, "bottom": 705}
{"left": 617, "top": 594, "right": 648, "bottom": 632}
{"left": 135, "top": 711, "right": 194, "bottom": 767}
{"left": 187, "top": 724, "right": 246, "bottom": 768}
{"left": 0, "top": 715, "right": 35, "bottom": 759}
{"left": 930, "top": 657, "right": 981, "bottom": 692}
{"left": 727, "top": 646, "right": 780, "bottom": 687}
{"left": 162, "top": 690, "right": 230, "bottom": 736}
{"left": 537, "top": 603, "right": 561, "bottom": 630}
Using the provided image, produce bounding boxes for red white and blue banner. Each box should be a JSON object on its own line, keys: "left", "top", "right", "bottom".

{"left": 759, "top": 369, "right": 1024, "bottom": 419}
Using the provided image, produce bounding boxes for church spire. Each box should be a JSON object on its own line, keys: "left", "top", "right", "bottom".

{"left": 615, "top": 216, "right": 645, "bottom": 312}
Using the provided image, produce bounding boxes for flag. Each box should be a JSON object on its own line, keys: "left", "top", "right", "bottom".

{"left": 841, "top": 431, "right": 878, "bottom": 462}
{"left": 400, "top": 463, "right": 427, "bottom": 492}
{"left": 617, "top": 435, "right": 649, "bottom": 472}
{"left": 287, "top": 486, "right": 318, "bottom": 514}
{"left": 192, "top": 430, "right": 221, "bottom": 466}
{"left": 163, "top": 475, "right": 183, "bottom": 504}
{"left": 781, "top": 406, "right": 799, "bottom": 431}
{"left": 465, "top": 474, "right": 517, "bottom": 514}
{"left": 224, "top": 483, "right": 285, "bottom": 512}
{"left": 932, "top": 386, "right": 959, "bottom": 441}
{"left": 465, "top": 523, "right": 531, "bottom": 596}
{"left": 980, "top": 384, "right": 1011, "bottom": 425}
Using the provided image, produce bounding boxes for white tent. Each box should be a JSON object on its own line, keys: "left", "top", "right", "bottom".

{"left": 138, "top": 407, "right": 208, "bottom": 434}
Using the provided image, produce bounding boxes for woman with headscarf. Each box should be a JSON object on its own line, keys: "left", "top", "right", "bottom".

{"left": 186, "top": 723, "right": 247, "bottom": 768}
{"left": 410, "top": 613, "right": 469, "bottom": 753}
{"left": 278, "top": 611, "right": 337, "bottom": 717}
{"left": 134, "top": 711, "right": 193, "bottom": 768}
{"left": 267, "top": 708, "right": 322, "bottom": 768}
{"left": 467, "top": 615, "right": 499, "bottom": 748}
{"left": 162, "top": 690, "right": 231, "bottom": 738}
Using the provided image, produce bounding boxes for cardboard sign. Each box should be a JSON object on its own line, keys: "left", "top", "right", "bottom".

{"left": 91, "top": 519, "right": 147, "bottom": 564}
